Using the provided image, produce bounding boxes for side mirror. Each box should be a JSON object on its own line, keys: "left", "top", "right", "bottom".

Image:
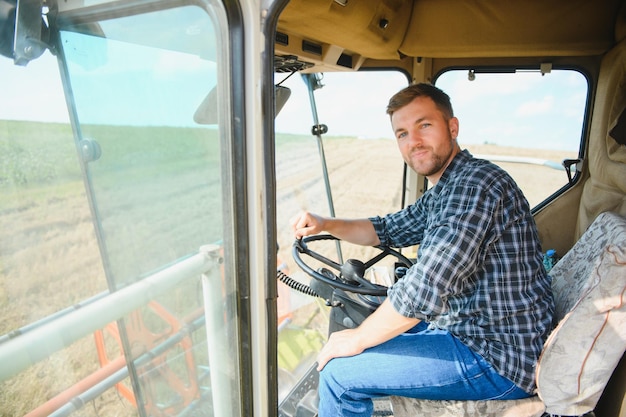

{"left": 194, "top": 84, "right": 291, "bottom": 125}
{"left": 275, "top": 85, "right": 291, "bottom": 115}
{"left": 0, "top": 0, "right": 48, "bottom": 65}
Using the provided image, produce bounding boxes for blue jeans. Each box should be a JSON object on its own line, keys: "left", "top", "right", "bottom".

{"left": 318, "top": 322, "right": 530, "bottom": 417}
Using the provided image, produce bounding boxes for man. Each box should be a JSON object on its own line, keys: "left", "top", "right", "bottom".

{"left": 290, "top": 83, "right": 554, "bottom": 417}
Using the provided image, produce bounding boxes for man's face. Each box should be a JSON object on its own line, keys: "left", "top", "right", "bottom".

{"left": 391, "top": 96, "right": 460, "bottom": 184}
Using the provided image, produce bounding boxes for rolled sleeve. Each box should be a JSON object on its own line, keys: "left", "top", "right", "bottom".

{"left": 387, "top": 214, "right": 489, "bottom": 320}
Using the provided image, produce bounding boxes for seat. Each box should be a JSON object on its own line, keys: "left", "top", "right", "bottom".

{"left": 390, "top": 211, "right": 626, "bottom": 417}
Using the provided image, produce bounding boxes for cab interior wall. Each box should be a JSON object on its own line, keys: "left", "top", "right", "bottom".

{"left": 576, "top": 39, "right": 626, "bottom": 234}
{"left": 399, "top": 0, "right": 622, "bottom": 58}
{"left": 277, "top": 0, "right": 624, "bottom": 68}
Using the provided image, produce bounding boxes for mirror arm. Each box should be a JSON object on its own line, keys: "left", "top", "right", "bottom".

{"left": 13, "top": 0, "right": 47, "bottom": 66}
{"left": 562, "top": 158, "right": 583, "bottom": 184}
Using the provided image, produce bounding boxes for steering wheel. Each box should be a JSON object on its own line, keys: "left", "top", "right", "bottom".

{"left": 292, "top": 234, "right": 414, "bottom": 296}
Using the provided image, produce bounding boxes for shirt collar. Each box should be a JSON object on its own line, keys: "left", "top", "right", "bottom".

{"left": 431, "top": 149, "right": 472, "bottom": 193}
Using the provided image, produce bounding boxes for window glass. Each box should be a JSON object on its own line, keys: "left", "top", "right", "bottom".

{"left": 275, "top": 70, "right": 408, "bottom": 257}
{"left": 0, "top": 3, "right": 240, "bottom": 417}
{"left": 61, "top": 25, "right": 220, "bottom": 286}
{"left": 436, "top": 69, "right": 587, "bottom": 207}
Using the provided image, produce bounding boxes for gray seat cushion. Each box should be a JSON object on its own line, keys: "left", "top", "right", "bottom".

{"left": 536, "top": 211, "right": 626, "bottom": 416}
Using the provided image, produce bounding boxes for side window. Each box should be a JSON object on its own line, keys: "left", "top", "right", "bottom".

{"left": 436, "top": 69, "right": 587, "bottom": 208}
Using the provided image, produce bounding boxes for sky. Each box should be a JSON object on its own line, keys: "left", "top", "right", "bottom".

{"left": 274, "top": 70, "right": 409, "bottom": 140}
{"left": 0, "top": 52, "right": 71, "bottom": 123}
{"left": 1, "top": 50, "right": 588, "bottom": 152}
{"left": 436, "top": 69, "right": 587, "bottom": 151}
{"left": 275, "top": 66, "right": 587, "bottom": 151}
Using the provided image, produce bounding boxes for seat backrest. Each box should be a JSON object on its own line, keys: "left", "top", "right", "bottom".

{"left": 536, "top": 211, "right": 626, "bottom": 416}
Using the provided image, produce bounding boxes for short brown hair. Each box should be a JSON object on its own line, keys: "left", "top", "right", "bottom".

{"left": 386, "top": 83, "right": 454, "bottom": 120}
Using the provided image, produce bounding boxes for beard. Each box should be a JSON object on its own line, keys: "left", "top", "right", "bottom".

{"left": 406, "top": 137, "right": 457, "bottom": 177}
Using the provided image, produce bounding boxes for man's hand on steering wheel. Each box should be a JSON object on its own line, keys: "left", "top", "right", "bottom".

{"left": 292, "top": 234, "right": 413, "bottom": 296}
{"left": 290, "top": 211, "right": 326, "bottom": 239}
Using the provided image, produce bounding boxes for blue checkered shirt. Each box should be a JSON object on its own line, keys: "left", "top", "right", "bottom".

{"left": 370, "top": 150, "right": 554, "bottom": 393}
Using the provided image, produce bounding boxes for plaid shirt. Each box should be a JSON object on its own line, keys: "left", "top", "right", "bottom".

{"left": 370, "top": 150, "right": 554, "bottom": 393}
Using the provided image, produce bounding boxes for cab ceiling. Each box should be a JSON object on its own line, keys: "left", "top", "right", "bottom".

{"left": 277, "top": 0, "right": 626, "bottom": 64}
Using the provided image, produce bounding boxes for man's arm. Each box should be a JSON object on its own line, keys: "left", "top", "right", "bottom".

{"left": 316, "top": 298, "right": 420, "bottom": 371}
{"left": 290, "top": 211, "right": 380, "bottom": 246}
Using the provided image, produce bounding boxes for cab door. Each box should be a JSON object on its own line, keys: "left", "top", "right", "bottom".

{"left": 52, "top": 2, "right": 252, "bottom": 416}
{"left": 0, "top": 0, "right": 269, "bottom": 416}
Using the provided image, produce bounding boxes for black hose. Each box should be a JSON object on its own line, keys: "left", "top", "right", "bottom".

{"left": 277, "top": 270, "right": 320, "bottom": 298}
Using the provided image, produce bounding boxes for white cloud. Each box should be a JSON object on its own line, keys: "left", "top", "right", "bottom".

{"left": 516, "top": 95, "right": 555, "bottom": 117}
{"left": 153, "top": 51, "right": 216, "bottom": 80}
{"left": 439, "top": 70, "right": 543, "bottom": 107}
{"left": 561, "top": 90, "right": 587, "bottom": 118}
